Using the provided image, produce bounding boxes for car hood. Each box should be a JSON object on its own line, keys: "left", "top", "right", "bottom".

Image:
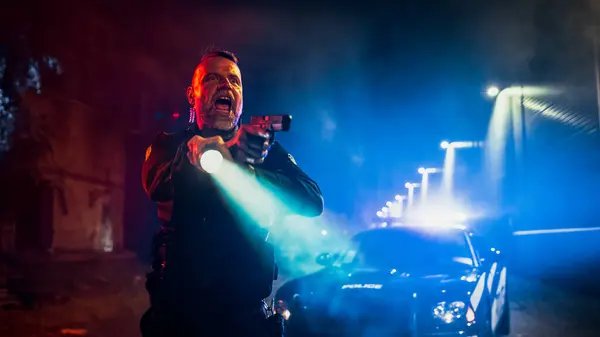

{"left": 277, "top": 265, "right": 481, "bottom": 307}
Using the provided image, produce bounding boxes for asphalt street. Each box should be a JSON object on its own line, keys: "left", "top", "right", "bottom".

{"left": 507, "top": 276, "right": 600, "bottom": 337}
{"left": 1, "top": 273, "right": 599, "bottom": 336}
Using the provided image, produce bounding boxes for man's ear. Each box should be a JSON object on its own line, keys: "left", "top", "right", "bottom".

{"left": 186, "top": 86, "right": 194, "bottom": 105}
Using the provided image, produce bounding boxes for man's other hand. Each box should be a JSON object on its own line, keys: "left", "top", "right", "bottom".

{"left": 233, "top": 124, "right": 271, "bottom": 165}
{"left": 186, "top": 135, "right": 233, "bottom": 170}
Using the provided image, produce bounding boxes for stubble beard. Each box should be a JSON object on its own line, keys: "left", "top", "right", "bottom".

{"left": 197, "top": 107, "right": 239, "bottom": 131}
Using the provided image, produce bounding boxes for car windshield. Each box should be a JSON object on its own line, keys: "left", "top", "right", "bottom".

{"left": 338, "top": 228, "right": 474, "bottom": 271}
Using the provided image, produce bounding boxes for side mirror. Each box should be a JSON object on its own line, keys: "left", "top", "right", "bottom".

{"left": 315, "top": 253, "right": 334, "bottom": 266}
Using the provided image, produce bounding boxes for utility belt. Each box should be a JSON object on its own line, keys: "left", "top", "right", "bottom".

{"left": 147, "top": 225, "right": 278, "bottom": 308}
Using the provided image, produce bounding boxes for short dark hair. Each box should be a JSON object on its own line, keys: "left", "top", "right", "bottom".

{"left": 199, "top": 47, "right": 239, "bottom": 65}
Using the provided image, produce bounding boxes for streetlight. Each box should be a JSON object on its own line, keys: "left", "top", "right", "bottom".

{"left": 486, "top": 85, "right": 500, "bottom": 98}
{"left": 440, "top": 141, "right": 484, "bottom": 150}
{"left": 417, "top": 167, "right": 442, "bottom": 203}
{"left": 485, "top": 85, "right": 538, "bottom": 217}
{"left": 381, "top": 206, "right": 389, "bottom": 218}
{"left": 418, "top": 167, "right": 440, "bottom": 174}
{"left": 439, "top": 141, "right": 484, "bottom": 196}
{"left": 389, "top": 197, "right": 405, "bottom": 218}
{"left": 404, "top": 182, "right": 420, "bottom": 207}
{"left": 378, "top": 196, "right": 406, "bottom": 220}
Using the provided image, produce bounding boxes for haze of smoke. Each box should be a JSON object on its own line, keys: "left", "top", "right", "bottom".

{"left": 474, "top": 0, "right": 599, "bottom": 85}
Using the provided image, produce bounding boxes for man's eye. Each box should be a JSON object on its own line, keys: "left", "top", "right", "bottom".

{"left": 230, "top": 77, "right": 240, "bottom": 85}
{"left": 204, "top": 74, "right": 217, "bottom": 82}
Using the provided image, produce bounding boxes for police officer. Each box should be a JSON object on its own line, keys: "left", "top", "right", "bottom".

{"left": 140, "top": 49, "right": 324, "bottom": 336}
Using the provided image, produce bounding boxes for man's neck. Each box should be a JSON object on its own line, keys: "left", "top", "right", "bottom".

{"left": 196, "top": 122, "right": 238, "bottom": 142}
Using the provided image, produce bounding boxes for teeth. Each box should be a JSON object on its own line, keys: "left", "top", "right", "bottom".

{"left": 218, "top": 96, "right": 231, "bottom": 101}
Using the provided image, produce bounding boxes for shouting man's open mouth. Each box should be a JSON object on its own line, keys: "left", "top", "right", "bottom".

{"left": 214, "top": 93, "right": 233, "bottom": 114}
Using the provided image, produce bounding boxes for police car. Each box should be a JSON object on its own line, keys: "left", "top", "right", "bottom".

{"left": 274, "top": 224, "right": 510, "bottom": 337}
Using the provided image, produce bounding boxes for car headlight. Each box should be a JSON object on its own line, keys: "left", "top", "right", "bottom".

{"left": 432, "top": 301, "right": 467, "bottom": 323}
{"left": 275, "top": 299, "right": 291, "bottom": 320}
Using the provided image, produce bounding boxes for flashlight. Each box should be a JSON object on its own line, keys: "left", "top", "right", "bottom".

{"left": 200, "top": 148, "right": 224, "bottom": 173}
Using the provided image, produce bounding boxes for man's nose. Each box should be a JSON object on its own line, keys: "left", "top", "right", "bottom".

{"left": 217, "top": 78, "right": 233, "bottom": 88}
{"left": 216, "top": 84, "right": 232, "bottom": 93}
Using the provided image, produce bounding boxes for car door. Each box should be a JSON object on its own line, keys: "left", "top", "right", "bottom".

{"left": 470, "top": 233, "right": 507, "bottom": 332}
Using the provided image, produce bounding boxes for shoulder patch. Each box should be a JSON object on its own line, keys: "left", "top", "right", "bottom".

{"left": 145, "top": 145, "right": 152, "bottom": 161}
{"left": 288, "top": 153, "right": 297, "bottom": 165}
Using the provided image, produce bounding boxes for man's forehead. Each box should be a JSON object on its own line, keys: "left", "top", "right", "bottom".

{"left": 196, "top": 57, "right": 241, "bottom": 77}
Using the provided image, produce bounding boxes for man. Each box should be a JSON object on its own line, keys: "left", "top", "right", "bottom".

{"left": 140, "top": 49, "right": 323, "bottom": 337}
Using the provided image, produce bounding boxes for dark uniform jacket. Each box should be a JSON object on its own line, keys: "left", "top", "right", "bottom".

{"left": 141, "top": 127, "right": 323, "bottom": 313}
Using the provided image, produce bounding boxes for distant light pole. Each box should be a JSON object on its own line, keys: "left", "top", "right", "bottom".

{"left": 377, "top": 206, "right": 390, "bottom": 219}
{"left": 418, "top": 167, "right": 442, "bottom": 203}
{"left": 440, "top": 141, "right": 484, "bottom": 196}
{"left": 485, "top": 84, "right": 534, "bottom": 225}
{"left": 404, "top": 183, "right": 420, "bottom": 208}
{"left": 390, "top": 195, "right": 405, "bottom": 218}
{"left": 485, "top": 85, "right": 526, "bottom": 157}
